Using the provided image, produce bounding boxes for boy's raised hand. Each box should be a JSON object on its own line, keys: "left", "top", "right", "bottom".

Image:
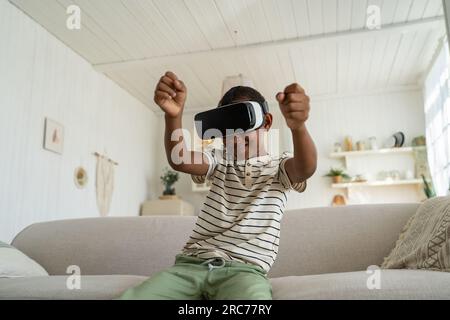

{"left": 276, "top": 84, "right": 310, "bottom": 130}
{"left": 154, "top": 71, "right": 187, "bottom": 118}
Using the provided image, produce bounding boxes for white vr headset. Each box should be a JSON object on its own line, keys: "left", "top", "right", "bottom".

{"left": 194, "top": 101, "right": 269, "bottom": 140}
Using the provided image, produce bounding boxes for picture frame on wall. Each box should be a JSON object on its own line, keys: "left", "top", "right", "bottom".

{"left": 43, "top": 118, "right": 64, "bottom": 155}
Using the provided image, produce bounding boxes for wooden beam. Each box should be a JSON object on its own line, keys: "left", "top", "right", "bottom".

{"left": 94, "top": 17, "right": 445, "bottom": 72}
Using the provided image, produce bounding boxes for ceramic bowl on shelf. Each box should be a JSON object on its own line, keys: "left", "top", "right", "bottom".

{"left": 384, "top": 136, "right": 396, "bottom": 148}
{"left": 385, "top": 132, "right": 405, "bottom": 148}
{"left": 393, "top": 132, "right": 405, "bottom": 147}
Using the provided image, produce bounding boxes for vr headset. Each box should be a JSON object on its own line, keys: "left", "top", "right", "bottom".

{"left": 194, "top": 101, "right": 269, "bottom": 140}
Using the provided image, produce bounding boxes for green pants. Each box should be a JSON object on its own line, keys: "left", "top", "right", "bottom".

{"left": 119, "top": 254, "right": 272, "bottom": 300}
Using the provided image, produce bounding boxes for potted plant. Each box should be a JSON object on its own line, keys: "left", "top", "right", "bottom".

{"left": 160, "top": 167, "right": 179, "bottom": 197}
{"left": 324, "top": 168, "right": 351, "bottom": 184}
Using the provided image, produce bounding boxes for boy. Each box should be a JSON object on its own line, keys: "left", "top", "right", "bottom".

{"left": 120, "top": 71, "right": 317, "bottom": 300}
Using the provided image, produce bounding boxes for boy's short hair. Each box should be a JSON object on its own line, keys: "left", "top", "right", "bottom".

{"left": 218, "top": 86, "right": 266, "bottom": 107}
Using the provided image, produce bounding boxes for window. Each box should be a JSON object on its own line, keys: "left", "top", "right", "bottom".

{"left": 423, "top": 38, "right": 450, "bottom": 196}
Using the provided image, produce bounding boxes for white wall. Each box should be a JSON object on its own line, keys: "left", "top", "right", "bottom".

{"left": 155, "top": 89, "right": 425, "bottom": 213}
{"left": 0, "top": 1, "right": 159, "bottom": 243}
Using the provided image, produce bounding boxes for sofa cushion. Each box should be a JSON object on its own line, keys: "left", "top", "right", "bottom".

{"left": 270, "top": 270, "right": 450, "bottom": 300}
{"left": 0, "top": 241, "right": 48, "bottom": 278}
{"left": 0, "top": 275, "right": 147, "bottom": 300}
{"left": 2, "top": 271, "right": 448, "bottom": 300}
{"left": 382, "top": 196, "right": 450, "bottom": 271}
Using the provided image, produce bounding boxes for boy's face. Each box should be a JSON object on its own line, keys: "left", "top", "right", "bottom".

{"left": 221, "top": 98, "right": 273, "bottom": 161}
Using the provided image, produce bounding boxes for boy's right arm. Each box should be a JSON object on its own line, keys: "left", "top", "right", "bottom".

{"left": 155, "top": 71, "right": 210, "bottom": 176}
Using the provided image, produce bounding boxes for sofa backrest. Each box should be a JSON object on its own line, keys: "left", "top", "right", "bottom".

{"left": 12, "top": 203, "right": 418, "bottom": 278}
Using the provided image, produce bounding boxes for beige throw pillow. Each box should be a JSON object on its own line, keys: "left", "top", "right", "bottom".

{"left": 381, "top": 196, "right": 450, "bottom": 272}
{"left": 0, "top": 241, "right": 48, "bottom": 278}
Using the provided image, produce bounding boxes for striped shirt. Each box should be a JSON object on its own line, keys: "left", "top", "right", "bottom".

{"left": 181, "top": 150, "right": 306, "bottom": 273}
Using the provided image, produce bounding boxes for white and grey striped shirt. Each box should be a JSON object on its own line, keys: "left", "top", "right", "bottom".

{"left": 181, "top": 150, "right": 306, "bottom": 273}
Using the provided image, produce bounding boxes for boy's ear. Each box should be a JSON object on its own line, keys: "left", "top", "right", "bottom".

{"left": 263, "top": 113, "right": 273, "bottom": 130}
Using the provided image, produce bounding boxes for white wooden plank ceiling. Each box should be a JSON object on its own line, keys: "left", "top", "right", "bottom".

{"left": 9, "top": 0, "right": 447, "bottom": 112}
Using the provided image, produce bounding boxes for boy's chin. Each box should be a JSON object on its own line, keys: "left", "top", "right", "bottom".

{"left": 231, "top": 150, "right": 248, "bottom": 161}
{"left": 234, "top": 150, "right": 259, "bottom": 161}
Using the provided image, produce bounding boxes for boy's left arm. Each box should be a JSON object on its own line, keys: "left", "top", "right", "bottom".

{"left": 277, "top": 83, "right": 317, "bottom": 183}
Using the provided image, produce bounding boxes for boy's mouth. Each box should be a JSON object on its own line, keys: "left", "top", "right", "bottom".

{"left": 242, "top": 141, "right": 250, "bottom": 149}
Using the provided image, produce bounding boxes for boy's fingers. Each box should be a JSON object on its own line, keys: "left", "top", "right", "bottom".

{"left": 284, "top": 94, "right": 303, "bottom": 103}
{"left": 174, "top": 79, "right": 186, "bottom": 92}
{"left": 284, "top": 83, "right": 305, "bottom": 94}
{"left": 282, "top": 103, "right": 308, "bottom": 112}
{"left": 155, "top": 90, "right": 172, "bottom": 101}
{"left": 285, "top": 111, "right": 308, "bottom": 120}
{"left": 160, "top": 73, "right": 185, "bottom": 93}
{"left": 277, "top": 87, "right": 307, "bottom": 104}
{"left": 276, "top": 92, "right": 285, "bottom": 103}
{"left": 165, "top": 71, "right": 179, "bottom": 82}
{"left": 160, "top": 75, "right": 174, "bottom": 87}
{"left": 284, "top": 93, "right": 309, "bottom": 103}
{"left": 286, "top": 109, "right": 307, "bottom": 115}
{"left": 157, "top": 82, "right": 177, "bottom": 97}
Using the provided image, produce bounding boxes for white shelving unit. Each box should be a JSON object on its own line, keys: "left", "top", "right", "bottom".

{"left": 330, "top": 146, "right": 426, "bottom": 159}
{"left": 332, "top": 179, "right": 423, "bottom": 189}
{"left": 329, "top": 146, "right": 426, "bottom": 203}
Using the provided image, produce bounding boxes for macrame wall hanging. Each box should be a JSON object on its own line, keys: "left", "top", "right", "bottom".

{"left": 93, "top": 152, "right": 118, "bottom": 217}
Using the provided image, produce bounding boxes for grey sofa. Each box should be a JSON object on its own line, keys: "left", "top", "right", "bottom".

{"left": 1, "top": 203, "right": 450, "bottom": 299}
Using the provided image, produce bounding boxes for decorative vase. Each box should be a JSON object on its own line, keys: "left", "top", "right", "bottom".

{"left": 163, "top": 186, "right": 176, "bottom": 196}
{"left": 160, "top": 186, "right": 179, "bottom": 200}
{"left": 344, "top": 136, "right": 353, "bottom": 152}
{"left": 332, "top": 176, "right": 343, "bottom": 184}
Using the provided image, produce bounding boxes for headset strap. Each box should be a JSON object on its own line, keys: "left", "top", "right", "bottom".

{"left": 261, "top": 101, "right": 269, "bottom": 114}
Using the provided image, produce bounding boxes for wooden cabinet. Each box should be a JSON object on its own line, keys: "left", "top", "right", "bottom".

{"left": 141, "top": 197, "right": 195, "bottom": 216}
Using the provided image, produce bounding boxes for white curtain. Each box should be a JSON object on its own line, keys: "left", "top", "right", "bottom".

{"left": 423, "top": 38, "right": 450, "bottom": 196}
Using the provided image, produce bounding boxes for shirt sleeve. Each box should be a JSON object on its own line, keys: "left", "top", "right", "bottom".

{"left": 191, "top": 149, "right": 218, "bottom": 185}
{"left": 278, "top": 152, "right": 307, "bottom": 193}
